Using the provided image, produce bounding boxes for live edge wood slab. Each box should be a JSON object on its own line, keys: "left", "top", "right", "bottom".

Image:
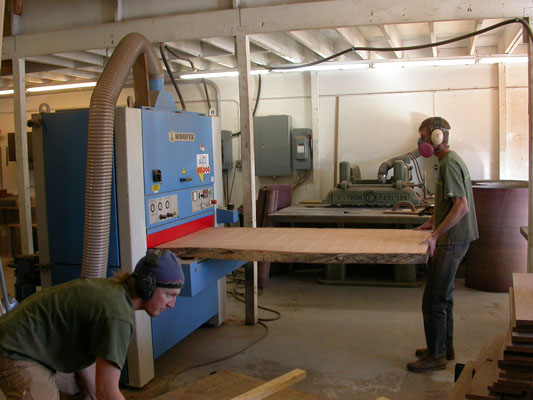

{"left": 158, "top": 227, "right": 430, "bottom": 265}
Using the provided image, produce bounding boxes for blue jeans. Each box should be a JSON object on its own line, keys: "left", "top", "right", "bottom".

{"left": 422, "top": 243, "right": 469, "bottom": 359}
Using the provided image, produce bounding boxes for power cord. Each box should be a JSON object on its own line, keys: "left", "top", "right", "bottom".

{"left": 266, "top": 18, "right": 533, "bottom": 71}
{"left": 156, "top": 267, "right": 281, "bottom": 396}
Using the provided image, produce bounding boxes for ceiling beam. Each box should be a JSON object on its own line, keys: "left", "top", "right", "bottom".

{"left": 165, "top": 40, "right": 203, "bottom": 57}
{"left": 250, "top": 33, "right": 319, "bottom": 64}
{"left": 77, "top": 65, "right": 105, "bottom": 73}
{"left": 499, "top": 24, "right": 523, "bottom": 54}
{"left": 4, "top": 0, "right": 531, "bottom": 59}
{"left": 25, "top": 55, "right": 78, "bottom": 69}
{"left": 468, "top": 19, "right": 484, "bottom": 56}
{"left": 29, "top": 71, "right": 72, "bottom": 82}
{"left": 54, "top": 68, "right": 98, "bottom": 79}
{"left": 379, "top": 24, "right": 403, "bottom": 58}
{"left": 54, "top": 51, "right": 105, "bottom": 66}
{"left": 335, "top": 27, "right": 370, "bottom": 60}
{"left": 203, "top": 54, "right": 237, "bottom": 68}
{"left": 428, "top": 22, "right": 438, "bottom": 58}
{"left": 200, "top": 37, "right": 273, "bottom": 67}
{"left": 287, "top": 30, "right": 335, "bottom": 58}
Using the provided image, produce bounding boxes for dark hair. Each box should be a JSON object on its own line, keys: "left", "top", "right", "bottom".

{"left": 419, "top": 117, "right": 451, "bottom": 144}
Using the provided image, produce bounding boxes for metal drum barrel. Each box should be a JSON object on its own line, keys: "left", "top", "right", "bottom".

{"left": 465, "top": 180, "right": 528, "bottom": 292}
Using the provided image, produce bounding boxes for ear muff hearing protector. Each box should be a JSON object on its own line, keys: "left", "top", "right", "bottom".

{"left": 135, "top": 249, "right": 162, "bottom": 300}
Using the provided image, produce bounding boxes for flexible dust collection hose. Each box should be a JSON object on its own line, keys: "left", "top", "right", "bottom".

{"left": 82, "top": 33, "right": 163, "bottom": 278}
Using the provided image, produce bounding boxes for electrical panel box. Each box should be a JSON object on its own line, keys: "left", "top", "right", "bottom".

{"left": 291, "top": 128, "right": 312, "bottom": 170}
{"left": 221, "top": 130, "right": 233, "bottom": 170}
{"left": 253, "top": 115, "right": 292, "bottom": 176}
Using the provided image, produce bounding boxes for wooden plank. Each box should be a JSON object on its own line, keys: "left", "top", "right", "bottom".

{"left": 487, "top": 382, "right": 525, "bottom": 396}
{"left": 230, "top": 369, "right": 306, "bottom": 400}
{"left": 159, "top": 227, "right": 430, "bottom": 265}
{"left": 499, "top": 370, "right": 533, "bottom": 381}
{"left": 449, "top": 361, "right": 475, "bottom": 400}
{"left": 465, "top": 334, "right": 506, "bottom": 399}
{"left": 513, "top": 273, "right": 533, "bottom": 326}
{"left": 153, "top": 370, "right": 325, "bottom": 400}
{"left": 513, "top": 331, "right": 533, "bottom": 345}
{"left": 465, "top": 395, "right": 498, "bottom": 400}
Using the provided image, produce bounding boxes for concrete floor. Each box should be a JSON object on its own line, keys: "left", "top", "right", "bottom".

{"left": 0, "top": 260, "right": 510, "bottom": 400}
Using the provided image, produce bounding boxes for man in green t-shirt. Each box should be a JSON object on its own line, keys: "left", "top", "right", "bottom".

{"left": 0, "top": 249, "right": 184, "bottom": 400}
{"left": 407, "top": 117, "right": 479, "bottom": 373}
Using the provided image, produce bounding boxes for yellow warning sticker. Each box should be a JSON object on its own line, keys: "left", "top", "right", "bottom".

{"left": 152, "top": 184, "right": 161, "bottom": 193}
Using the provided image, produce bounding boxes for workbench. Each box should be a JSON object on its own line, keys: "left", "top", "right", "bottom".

{"left": 268, "top": 206, "right": 430, "bottom": 286}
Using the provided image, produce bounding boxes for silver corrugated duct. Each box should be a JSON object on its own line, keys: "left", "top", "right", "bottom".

{"left": 82, "top": 33, "right": 163, "bottom": 278}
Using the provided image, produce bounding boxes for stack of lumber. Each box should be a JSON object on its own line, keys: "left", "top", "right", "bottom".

{"left": 450, "top": 273, "right": 533, "bottom": 399}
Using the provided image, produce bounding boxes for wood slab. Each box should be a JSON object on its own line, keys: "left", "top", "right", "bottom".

{"left": 158, "top": 227, "right": 430, "bottom": 265}
{"left": 153, "top": 370, "right": 325, "bottom": 400}
{"left": 513, "top": 273, "right": 533, "bottom": 328}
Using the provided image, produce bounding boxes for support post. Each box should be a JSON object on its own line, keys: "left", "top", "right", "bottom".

{"left": 310, "top": 71, "right": 321, "bottom": 199}
{"left": 524, "top": 19, "right": 533, "bottom": 273}
{"left": 235, "top": 33, "right": 257, "bottom": 324}
{"left": 13, "top": 58, "right": 34, "bottom": 255}
{"left": 498, "top": 63, "right": 506, "bottom": 180}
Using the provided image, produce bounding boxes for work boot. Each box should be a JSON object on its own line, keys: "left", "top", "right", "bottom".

{"left": 415, "top": 347, "right": 455, "bottom": 360}
{"left": 406, "top": 356, "right": 447, "bottom": 372}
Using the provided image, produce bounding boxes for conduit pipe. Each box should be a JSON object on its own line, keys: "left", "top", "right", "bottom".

{"left": 82, "top": 33, "right": 163, "bottom": 278}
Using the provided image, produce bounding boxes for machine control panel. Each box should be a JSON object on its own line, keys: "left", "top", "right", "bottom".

{"left": 148, "top": 194, "right": 178, "bottom": 225}
{"left": 191, "top": 188, "right": 214, "bottom": 212}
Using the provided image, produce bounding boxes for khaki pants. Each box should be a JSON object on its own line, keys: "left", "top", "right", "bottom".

{"left": 0, "top": 355, "right": 85, "bottom": 400}
{"left": 0, "top": 355, "right": 59, "bottom": 400}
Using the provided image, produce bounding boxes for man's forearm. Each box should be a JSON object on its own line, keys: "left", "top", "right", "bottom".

{"left": 95, "top": 357, "right": 125, "bottom": 400}
{"left": 78, "top": 364, "right": 96, "bottom": 400}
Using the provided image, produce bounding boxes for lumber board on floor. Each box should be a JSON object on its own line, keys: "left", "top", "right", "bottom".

{"left": 153, "top": 370, "right": 325, "bottom": 400}
{"left": 158, "top": 227, "right": 429, "bottom": 264}
{"left": 230, "top": 369, "right": 306, "bottom": 400}
{"left": 464, "top": 333, "right": 506, "bottom": 399}
{"left": 512, "top": 273, "right": 533, "bottom": 328}
{"left": 449, "top": 361, "right": 475, "bottom": 400}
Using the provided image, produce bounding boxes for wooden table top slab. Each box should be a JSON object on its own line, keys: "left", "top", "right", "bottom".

{"left": 158, "top": 227, "right": 430, "bottom": 265}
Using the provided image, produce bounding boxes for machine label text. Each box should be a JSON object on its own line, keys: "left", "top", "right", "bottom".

{"left": 169, "top": 131, "right": 195, "bottom": 142}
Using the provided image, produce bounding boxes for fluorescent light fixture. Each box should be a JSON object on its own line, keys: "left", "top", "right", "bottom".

{"left": 373, "top": 58, "right": 476, "bottom": 69}
{"left": 478, "top": 56, "right": 528, "bottom": 64}
{"left": 26, "top": 81, "right": 97, "bottom": 92}
{"left": 179, "top": 69, "right": 269, "bottom": 80}
{"left": 272, "top": 62, "right": 369, "bottom": 73}
{"left": 180, "top": 71, "right": 238, "bottom": 79}
{"left": 0, "top": 82, "right": 97, "bottom": 96}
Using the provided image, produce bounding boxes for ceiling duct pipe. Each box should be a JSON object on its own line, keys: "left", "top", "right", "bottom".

{"left": 82, "top": 33, "right": 163, "bottom": 278}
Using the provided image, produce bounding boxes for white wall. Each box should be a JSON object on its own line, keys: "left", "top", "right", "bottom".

{"left": 0, "top": 61, "right": 528, "bottom": 208}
